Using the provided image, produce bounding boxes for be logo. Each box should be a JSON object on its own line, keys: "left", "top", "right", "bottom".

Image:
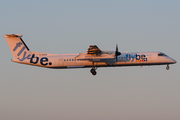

{"left": 135, "top": 54, "right": 148, "bottom": 62}
{"left": 30, "top": 54, "right": 52, "bottom": 66}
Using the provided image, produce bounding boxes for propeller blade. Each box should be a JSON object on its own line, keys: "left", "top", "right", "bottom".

{"left": 116, "top": 44, "right": 118, "bottom": 52}
{"left": 115, "top": 44, "right": 121, "bottom": 62}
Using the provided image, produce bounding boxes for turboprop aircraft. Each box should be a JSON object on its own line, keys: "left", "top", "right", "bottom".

{"left": 3, "top": 34, "right": 176, "bottom": 75}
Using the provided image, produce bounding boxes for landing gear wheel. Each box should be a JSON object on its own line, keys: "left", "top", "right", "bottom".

{"left": 90, "top": 69, "right": 95, "bottom": 73}
{"left": 92, "top": 71, "right": 97, "bottom": 75}
{"left": 166, "top": 65, "right": 170, "bottom": 70}
{"left": 90, "top": 62, "right": 97, "bottom": 75}
{"left": 90, "top": 68, "right": 97, "bottom": 76}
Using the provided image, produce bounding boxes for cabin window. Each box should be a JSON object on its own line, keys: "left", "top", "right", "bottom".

{"left": 69, "top": 59, "right": 71, "bottom": 61}
{"left": 64, "top": 59, "right": 66, "bottom": 61}
{"left": 72, "top": 59, "right": 74, "bottom": 61}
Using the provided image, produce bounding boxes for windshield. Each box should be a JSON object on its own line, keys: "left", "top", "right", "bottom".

{"left": 158, "top": 53, "right": 167, "bottom": 57}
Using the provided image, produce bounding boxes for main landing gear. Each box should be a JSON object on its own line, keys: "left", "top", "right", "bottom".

{"left": 166, "top": 64, "right": 170, "bottom": 70}
{"left": 90, "top": 68, "right": 97, "bottom": 75}
{"left": 90, "top": 62, "right": 97, "bottom": 76}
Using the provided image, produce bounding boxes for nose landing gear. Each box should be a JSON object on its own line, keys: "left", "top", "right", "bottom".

{"left": 166, "top": 64, "right": 170, "bottom": 70}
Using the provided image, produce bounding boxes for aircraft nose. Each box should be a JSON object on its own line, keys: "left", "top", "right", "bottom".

{"left": 173, "top": 59, "right": 177, "bottom": 64}
{"left": 171, "top": 58, "right": 177, "bottom": 64}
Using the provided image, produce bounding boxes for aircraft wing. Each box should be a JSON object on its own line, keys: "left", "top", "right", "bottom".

{"left": 87, "top": 45, "right": 102, "bottom": 55}
{"left": 76, "top": 45, "right": 115, "bottom": 62}
{"left": 76, "top": 53, "right": 115, "bottom": 62}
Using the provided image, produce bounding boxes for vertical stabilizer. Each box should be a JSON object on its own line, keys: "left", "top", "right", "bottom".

{"left": 3, "top": 34, "right": 31, "bottom": 61}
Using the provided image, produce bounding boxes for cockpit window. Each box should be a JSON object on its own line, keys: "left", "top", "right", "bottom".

{"left": 158, "top": 53, "right": 167, "bottom": 56}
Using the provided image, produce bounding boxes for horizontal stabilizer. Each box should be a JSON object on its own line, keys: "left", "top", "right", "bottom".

{"left": 3, "top": 34, "right": 23, "bottom": 38}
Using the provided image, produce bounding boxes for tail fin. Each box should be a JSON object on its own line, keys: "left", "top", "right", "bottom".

{"left": 3, "top": 34, "right": 31, "bottom": 61}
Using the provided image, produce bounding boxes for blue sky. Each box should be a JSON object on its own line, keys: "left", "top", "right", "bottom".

{"left": 0, "top": 1, "right": 180, "bottom": 120}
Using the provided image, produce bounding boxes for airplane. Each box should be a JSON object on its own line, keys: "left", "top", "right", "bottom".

{"left": 3, "top": 34, "right": 177, "bottom": 75}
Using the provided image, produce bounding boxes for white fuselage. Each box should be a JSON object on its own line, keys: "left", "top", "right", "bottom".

{"left": 3, "top": 34, "right": 176, "bottom": 75}
{"left": 12, "top": 51, "right": 176, "bottom": 69}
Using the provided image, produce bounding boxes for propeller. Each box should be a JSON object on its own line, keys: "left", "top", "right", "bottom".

{"left": 115, "top": 44, "right": 121, "bottom": 62}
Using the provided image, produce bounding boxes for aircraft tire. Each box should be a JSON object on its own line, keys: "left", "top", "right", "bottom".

{"left": 90, "top": 68, "right": 97, "bottom": 75}
{"left": 92, "top": 71, "right": 97, "bottom": 75}
{"left": 90, "top": 69, "right": 95, "bottom": 73}
{"left": 166, "top": 66, "right": 170, "bottom": 70}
